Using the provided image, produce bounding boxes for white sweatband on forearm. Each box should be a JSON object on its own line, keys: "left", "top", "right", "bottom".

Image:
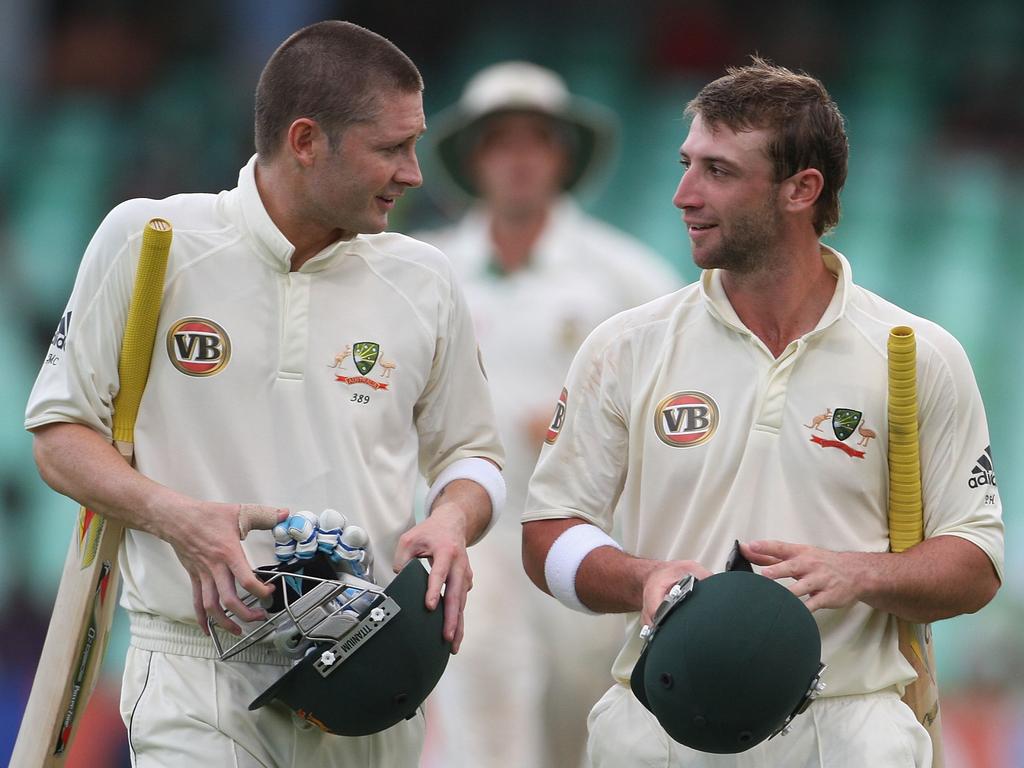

{"left": 544, "top": 523, "right": 622, "bottom": 615}
{"left": 424, "top": 457, "right": 506, "bottom": 535}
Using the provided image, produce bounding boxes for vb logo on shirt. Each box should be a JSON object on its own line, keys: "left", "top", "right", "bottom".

{"left": 655, "top": 391, "right": 719, "bottom": 448}
{"left": 545, "top": 388, "right": 568, "bottom": 445}
{"left": 167, "top": 317, "right": 231, "bottom": 376}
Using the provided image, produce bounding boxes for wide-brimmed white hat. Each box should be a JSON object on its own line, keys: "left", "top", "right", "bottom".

{"left": 427, "top": 61, "right": 618, "bottom": 202}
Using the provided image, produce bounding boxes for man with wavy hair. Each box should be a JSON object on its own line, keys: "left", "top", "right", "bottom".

{"left": 523, "top": 58, "right": 1003, "bottom": 767}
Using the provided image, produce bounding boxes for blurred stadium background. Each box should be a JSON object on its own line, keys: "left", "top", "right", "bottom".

{"left": 1, "top": 0, "right": 1021, "bottom": 765}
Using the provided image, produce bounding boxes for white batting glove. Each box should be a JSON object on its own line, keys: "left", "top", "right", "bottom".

{"left": 272, "top": 521, "right": 297, "bottom": 563}
{"left": 317, "top": 508, "right": 346, "bottom": 554}
{"left": 330, "top": 524, "right": 373, "bottom": 580}
{"left": 286, "top": 510, "right": 320, "bottom": 560}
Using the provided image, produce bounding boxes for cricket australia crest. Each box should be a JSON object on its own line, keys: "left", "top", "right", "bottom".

{"left": 352, "top": 342, "right": 379, "bottom": 375}
{"left": 831, "top": 408, "right": 862, "bottom": 441}
{"left": 329, "top": 340, "right": 395, "bottom": 391}
{"left": 804, "top": 406, "right": 874, "bottom": 459}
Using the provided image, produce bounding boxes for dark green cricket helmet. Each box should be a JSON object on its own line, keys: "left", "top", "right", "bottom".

{"left": 248, "top": 558, "right": 451, "bottom": 736}
{"left": 630, "top": 570, "right": 825, "bottom": 754}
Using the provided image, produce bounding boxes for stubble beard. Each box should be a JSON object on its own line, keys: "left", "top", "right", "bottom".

{"left": 694, "top": 194, "right": 784, "bottom": 276}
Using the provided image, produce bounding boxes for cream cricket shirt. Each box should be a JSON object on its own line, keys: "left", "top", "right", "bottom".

{"left": 524, "top": 247, "right": 1004, "bottom": 697}
{"left": 26, "top": 156, "right": 503, "bottom": 627}
{"left": 417, "top": 199, "right": 678, "bottom": 518}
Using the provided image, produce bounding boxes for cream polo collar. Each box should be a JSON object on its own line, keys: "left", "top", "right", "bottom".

{"left": 699, "top": 244, "right": 852, "bottom": 338}
{"left": 453, "top": 195, "right": 581, "bottom": 277}
{"left": 235, "top": 154, "right": 358, "bottom": 273}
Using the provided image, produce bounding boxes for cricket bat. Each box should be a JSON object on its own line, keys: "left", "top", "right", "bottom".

{"left": 11, "top": 218, "right": 172, "bottom": 767}
{"left": 887, "top": 325, "right": 945, "bottom": 767}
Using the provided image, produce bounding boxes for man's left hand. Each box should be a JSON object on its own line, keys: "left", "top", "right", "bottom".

{"left": 741, "top": 539, "right": 862, "bottom": 612}
{"left": 392, "top": 506, "right": 474, "bottom": 652}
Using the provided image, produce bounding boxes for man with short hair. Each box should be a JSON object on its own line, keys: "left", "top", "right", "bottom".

{"left": 417, "top": 61, "right": 679, "bottom": 768}
{"left": 25, "top": 20, "right": 503, "bottom": 767}
{"left": 522, "top": 58, "right": 1004, "bottom": 767}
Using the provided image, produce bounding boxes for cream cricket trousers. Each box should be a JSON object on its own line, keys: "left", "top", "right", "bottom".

{"left": 121, "top": 621, "right": 424, "bottom": 767}
{"left": 587, "top": 683, "right": 932, "bottom": 767}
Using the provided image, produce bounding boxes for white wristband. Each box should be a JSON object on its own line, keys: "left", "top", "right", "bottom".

{"left": 424, "top": 457, "right": 506, "bottom": 535}
{"left": 544, "top": 523, "right": 622, "bottom": 615}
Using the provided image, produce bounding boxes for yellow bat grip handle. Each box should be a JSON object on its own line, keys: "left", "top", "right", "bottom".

{"left": 888, "top": 325, "right": 923, "bottom": 552}
{"left": 111, "top": 218, "right": 172, "bottom": 444}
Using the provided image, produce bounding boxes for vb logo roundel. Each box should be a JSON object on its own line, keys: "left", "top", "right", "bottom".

{"left": 545, "top": 388, "right": 568, "bottom": 445}
{"left": 167, "top": 317, "right": 231, "bottom": 377}
{"left": 655, "top": 391, "right": 719, "bottom": 448}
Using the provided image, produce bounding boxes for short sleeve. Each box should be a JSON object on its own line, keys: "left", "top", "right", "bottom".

{"left": 523, "top": 320, "right": 631, "bottom": 533}
{"left": 24, "top": 202, "right": 147, "bottom": 437}
{"left": 917, "top": 331, "right": 1004, "bottom": 580}
{"left": 414, "top": 264, "right": 504, "bottom": 481}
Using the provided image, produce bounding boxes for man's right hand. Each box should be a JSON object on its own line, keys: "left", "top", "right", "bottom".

{"left": 641, "top": 560, "right": 713, "bottom": 627}
{"left": 156, "top": 497, "right": 288, "bottom": 635}
{"left": 32, "top": 422, "right": 289, "bottom": 635}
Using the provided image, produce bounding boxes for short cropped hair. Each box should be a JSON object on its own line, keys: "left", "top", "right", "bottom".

{"left": 686, "top": 57, "right": 848, "bottom": 235}
{"left": 254, "top": 20, "right": 423, "bottom": 159}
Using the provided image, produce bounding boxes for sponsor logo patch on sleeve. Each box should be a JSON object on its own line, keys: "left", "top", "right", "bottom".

{"left": 46, "top": 310, "right": 73, "bottom": 365}
{"left": 545, "top": 388, "right": 568, "bottom": 445}
{"left": 968, "top": 446, "right": 997, "bottom": 490}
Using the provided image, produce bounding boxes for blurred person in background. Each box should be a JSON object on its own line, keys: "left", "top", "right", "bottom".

{"left": 416, "top": 61, "right": 680, "bottom": 768}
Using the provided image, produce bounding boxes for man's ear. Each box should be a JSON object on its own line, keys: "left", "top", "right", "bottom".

{"left": 285, "top": 118, "right": 323, "bottom": 167}
{"left": 781, "top": 168, "right": 824, "bottom": 216}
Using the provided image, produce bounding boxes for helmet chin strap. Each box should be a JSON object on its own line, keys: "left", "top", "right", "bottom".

{"left": 639, "top": 573, "right": 696, "bottom": 645}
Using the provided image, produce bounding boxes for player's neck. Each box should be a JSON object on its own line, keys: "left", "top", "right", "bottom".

{"left": 487, "top": 205, "right": 549, "bottom": 274}
{"left": 255, "top": 160, "right": 353, "bottom": 271}
{"left": 721, "top": 240, "right": 836, "bottom": 358}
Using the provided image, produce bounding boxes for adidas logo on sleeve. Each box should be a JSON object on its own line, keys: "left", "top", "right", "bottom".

{"left": 967, "top": 446, "right": 997, "bottom": 489}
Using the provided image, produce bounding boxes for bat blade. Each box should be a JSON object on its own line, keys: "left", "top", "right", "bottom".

{"left": 11, "top": 218, "right": 172, "bottom": 767}
{"left": 897, "top": 620, "right": 943, "bottom": 753}
{"left": 11, "top": 514, "right": 125, "bottom": 765}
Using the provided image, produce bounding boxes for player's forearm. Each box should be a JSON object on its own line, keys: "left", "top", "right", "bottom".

{"left": 32, "top": 421, "right": 184, "bottom": 537}
{"left": 429, "top": 477, "right": 492, "bottom": 546}
{"left": 522, "top": 518, "right": 660, "bottom": 613}
{"left": 574, "top": 546, "right": 663, "bottom": 613}
{"left": 848, "top": 536, "right": 999, "bottom": 623}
